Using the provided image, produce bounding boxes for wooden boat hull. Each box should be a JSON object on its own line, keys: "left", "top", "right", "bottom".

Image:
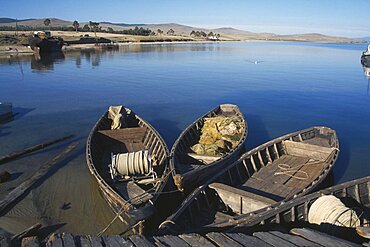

{"left": 170, "top": 104, "right": 248, "bottom": 192}
{"left": 225, "top": 176, "right": 370, "bottom": 244}
{"left": 159, "top": 126, "right": 339, "bottom": 234}
{"left": 361, "top": 54, "right": 370, "bottom": 68}
{"left": 86, "top": 107, "right": 170, "bottom": 234}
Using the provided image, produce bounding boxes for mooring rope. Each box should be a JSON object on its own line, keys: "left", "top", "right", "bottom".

{"left": 274, "top": 147, "right": 339, "bottom": 180}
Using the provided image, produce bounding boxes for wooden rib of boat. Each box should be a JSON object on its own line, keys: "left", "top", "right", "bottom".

{"left": 225, "top": 176, "right": 370, "bottom": 245}
{"left": 170, "top": 104, "right": 248, "bottom": 192}
{"left": 159, "top": 126, "right": 339, "bottom": 234}
{"left": 86, "top": 106, "right": 170, "bottom": 234}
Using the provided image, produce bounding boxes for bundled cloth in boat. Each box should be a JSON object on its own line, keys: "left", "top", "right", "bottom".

{"left": 108, "top": 105, "right": 127, "bottom": 129}
{"left": 191, "top": 116, "right": 244, "bottom": 156}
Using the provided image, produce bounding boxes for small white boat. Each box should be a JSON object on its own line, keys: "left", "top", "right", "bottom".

{"left": 0, "top": 102, "right": 13, "bottom": 121}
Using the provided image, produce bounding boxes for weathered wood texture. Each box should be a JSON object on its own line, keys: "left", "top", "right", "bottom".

{"left": 290, "top": 228, "right": 361, "bottom": 247}
{"left": 0, "top": 134, "right": 74, "bottom": 165}
{"left": 21, "top": 236, "right": 39, "bottom": 247}
{"left": 0, "top": 142, "right": 78, "bottom": 214}
{"left": 179, "top": 233, "right": 216, "bottom": 247}
{"left": 205, "top": 232, "right": 243, "bottom": 247}
{"left": 20, "top": 228, "right": 365, "bottom": 247}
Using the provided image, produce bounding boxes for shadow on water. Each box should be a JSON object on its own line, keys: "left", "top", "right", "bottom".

{"left": 150, "top": 118, "right": 183, "bottom": 148}
{"left": 332, "top": 135, "right": 351, "bottom": 183}
{"left": 243, "top": 114, "right": 270, "bottom": 150}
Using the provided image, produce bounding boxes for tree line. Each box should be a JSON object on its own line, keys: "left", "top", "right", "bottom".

{"left": 0, "top": 19, "right": 221, "bottom": 39}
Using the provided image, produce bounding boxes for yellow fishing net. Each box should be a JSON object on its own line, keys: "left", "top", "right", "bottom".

{"left": 191, "top": 116, "right": 244, "bottom": 156}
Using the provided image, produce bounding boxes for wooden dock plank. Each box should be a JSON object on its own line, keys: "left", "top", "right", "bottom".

{"left": 290, "top": 228, "right": 361, "bottom": 247}
{"left": 253, "top": 232, "right": 297, "bottom": 247}
{"left": 205, "top": 232, "right": 243, "bottom": 247}
{"left": 269, "top": 231, "right": 321, "bottom": 247}
{"left": 46, "top": 233, "right": 63, "bottom": 247}
{"left": 102, "top": 235, "right": 133, "bottom": 247}
{"left": 21, "top": 236, "right": 40, "bottom": 247}
{"left": 0, "top": 237, "right": 11, "bottom": 247}
{"left": 61, "top": 233, "right": 76, "bottom": 247}
{"left": 225, "top": 233, "right": 272, "bottom": 246}
{"left": 88, "top": 235, "right": 104, "bottom": 247}
{"left": 154, "top": 235, "right": 190, "bottom": 247}
{"left": 76, "top": 235, "right": 92, "bottom": 247}
{"left": 179, "top": 233, "right": 216, "bottom": 247}
{"left": 129, "top": 235, "right": 155, "bottom": 247}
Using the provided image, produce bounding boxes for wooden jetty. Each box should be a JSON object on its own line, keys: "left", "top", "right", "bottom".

{"left": 12, "top": 227, "right": 364, "bottom": 247}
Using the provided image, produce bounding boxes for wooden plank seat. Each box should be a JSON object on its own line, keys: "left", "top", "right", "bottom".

{"left": 283, "top": 140, "right": 336, "bottom": 161}
{"left": 209, "top": 182, "right": 277, "bottom": 214}
{"left": 98, "top": 127, "right": 147, "bottom": 152}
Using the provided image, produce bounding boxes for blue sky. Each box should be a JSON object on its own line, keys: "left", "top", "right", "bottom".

{"left": 4, "top": 0, "right": 370, "bottom": 37}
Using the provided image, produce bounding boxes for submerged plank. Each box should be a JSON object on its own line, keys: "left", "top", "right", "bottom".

{"left": 290, "top": 228, "right": 361, "bottom": 247}
{"left": 205, "top": 232, "right": 243, "bottom": 247}
{"left": 253, "top": 232, "right": 297, "bottom": 247}
{"left": 11, "top": 223, "right": 42, "bottom": 241}
{"left": 0, "top": 142, "right": 78, "bottom": 214}
{"left": 179, "top": 233, "right": 216, "bottom": 247}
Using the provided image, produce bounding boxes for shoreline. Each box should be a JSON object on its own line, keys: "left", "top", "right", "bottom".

{"left": 0, "top": 38, "right": 366, "bottom": 56}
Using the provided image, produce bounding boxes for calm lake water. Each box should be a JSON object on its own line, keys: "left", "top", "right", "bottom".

{"left": 0, "top": 42, "right": 369, "bottom": 235}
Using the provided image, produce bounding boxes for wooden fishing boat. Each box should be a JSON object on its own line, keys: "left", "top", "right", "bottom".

{"left": 86, "top": 106, "right": 170, "bottom": 234}
{"left": 159, "top": 126, "right": 339, "bottom": 234}
{"left": 224, "top": 176, "right": 370, "bottom": 245}
{"left": 171, "top": 104, "right": 248, "bottom": 192}
{"left": 0, "top": 102, "right": 13, "bottom": 122}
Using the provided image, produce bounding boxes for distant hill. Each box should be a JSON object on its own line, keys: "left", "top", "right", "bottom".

{"left": 0, "top": 18, "right": 34, "bottom": 23}
{"left": 358, "top": 37, "right": 370, "bottom": 43}
{"left": 0, "top": 17, "right": 364, "bottom": 43}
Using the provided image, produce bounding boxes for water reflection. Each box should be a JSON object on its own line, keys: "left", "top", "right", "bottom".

{"left": 31, "top": 52, "right": 65, "bottom": 72}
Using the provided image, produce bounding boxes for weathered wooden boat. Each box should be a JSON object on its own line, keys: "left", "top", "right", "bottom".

{"left": 361, "top": 45, "right": 370, "bottom": 67}
{"left": 86, "top": 106, "right": 170, "bottom": 234}
{"left": 171, "top": 104, "right": 247, "bottom": 192}
{"left": 28, "top": 31, "right": 64, "bottom": 53}
{"left": 159, "top": 126, "right": 339, "bottom": 234}
{"left": 0, "top": 102, "right": 13, "bottom": 122}
{"left": 223, "top": 176, "right": 370, "bottom": 245}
